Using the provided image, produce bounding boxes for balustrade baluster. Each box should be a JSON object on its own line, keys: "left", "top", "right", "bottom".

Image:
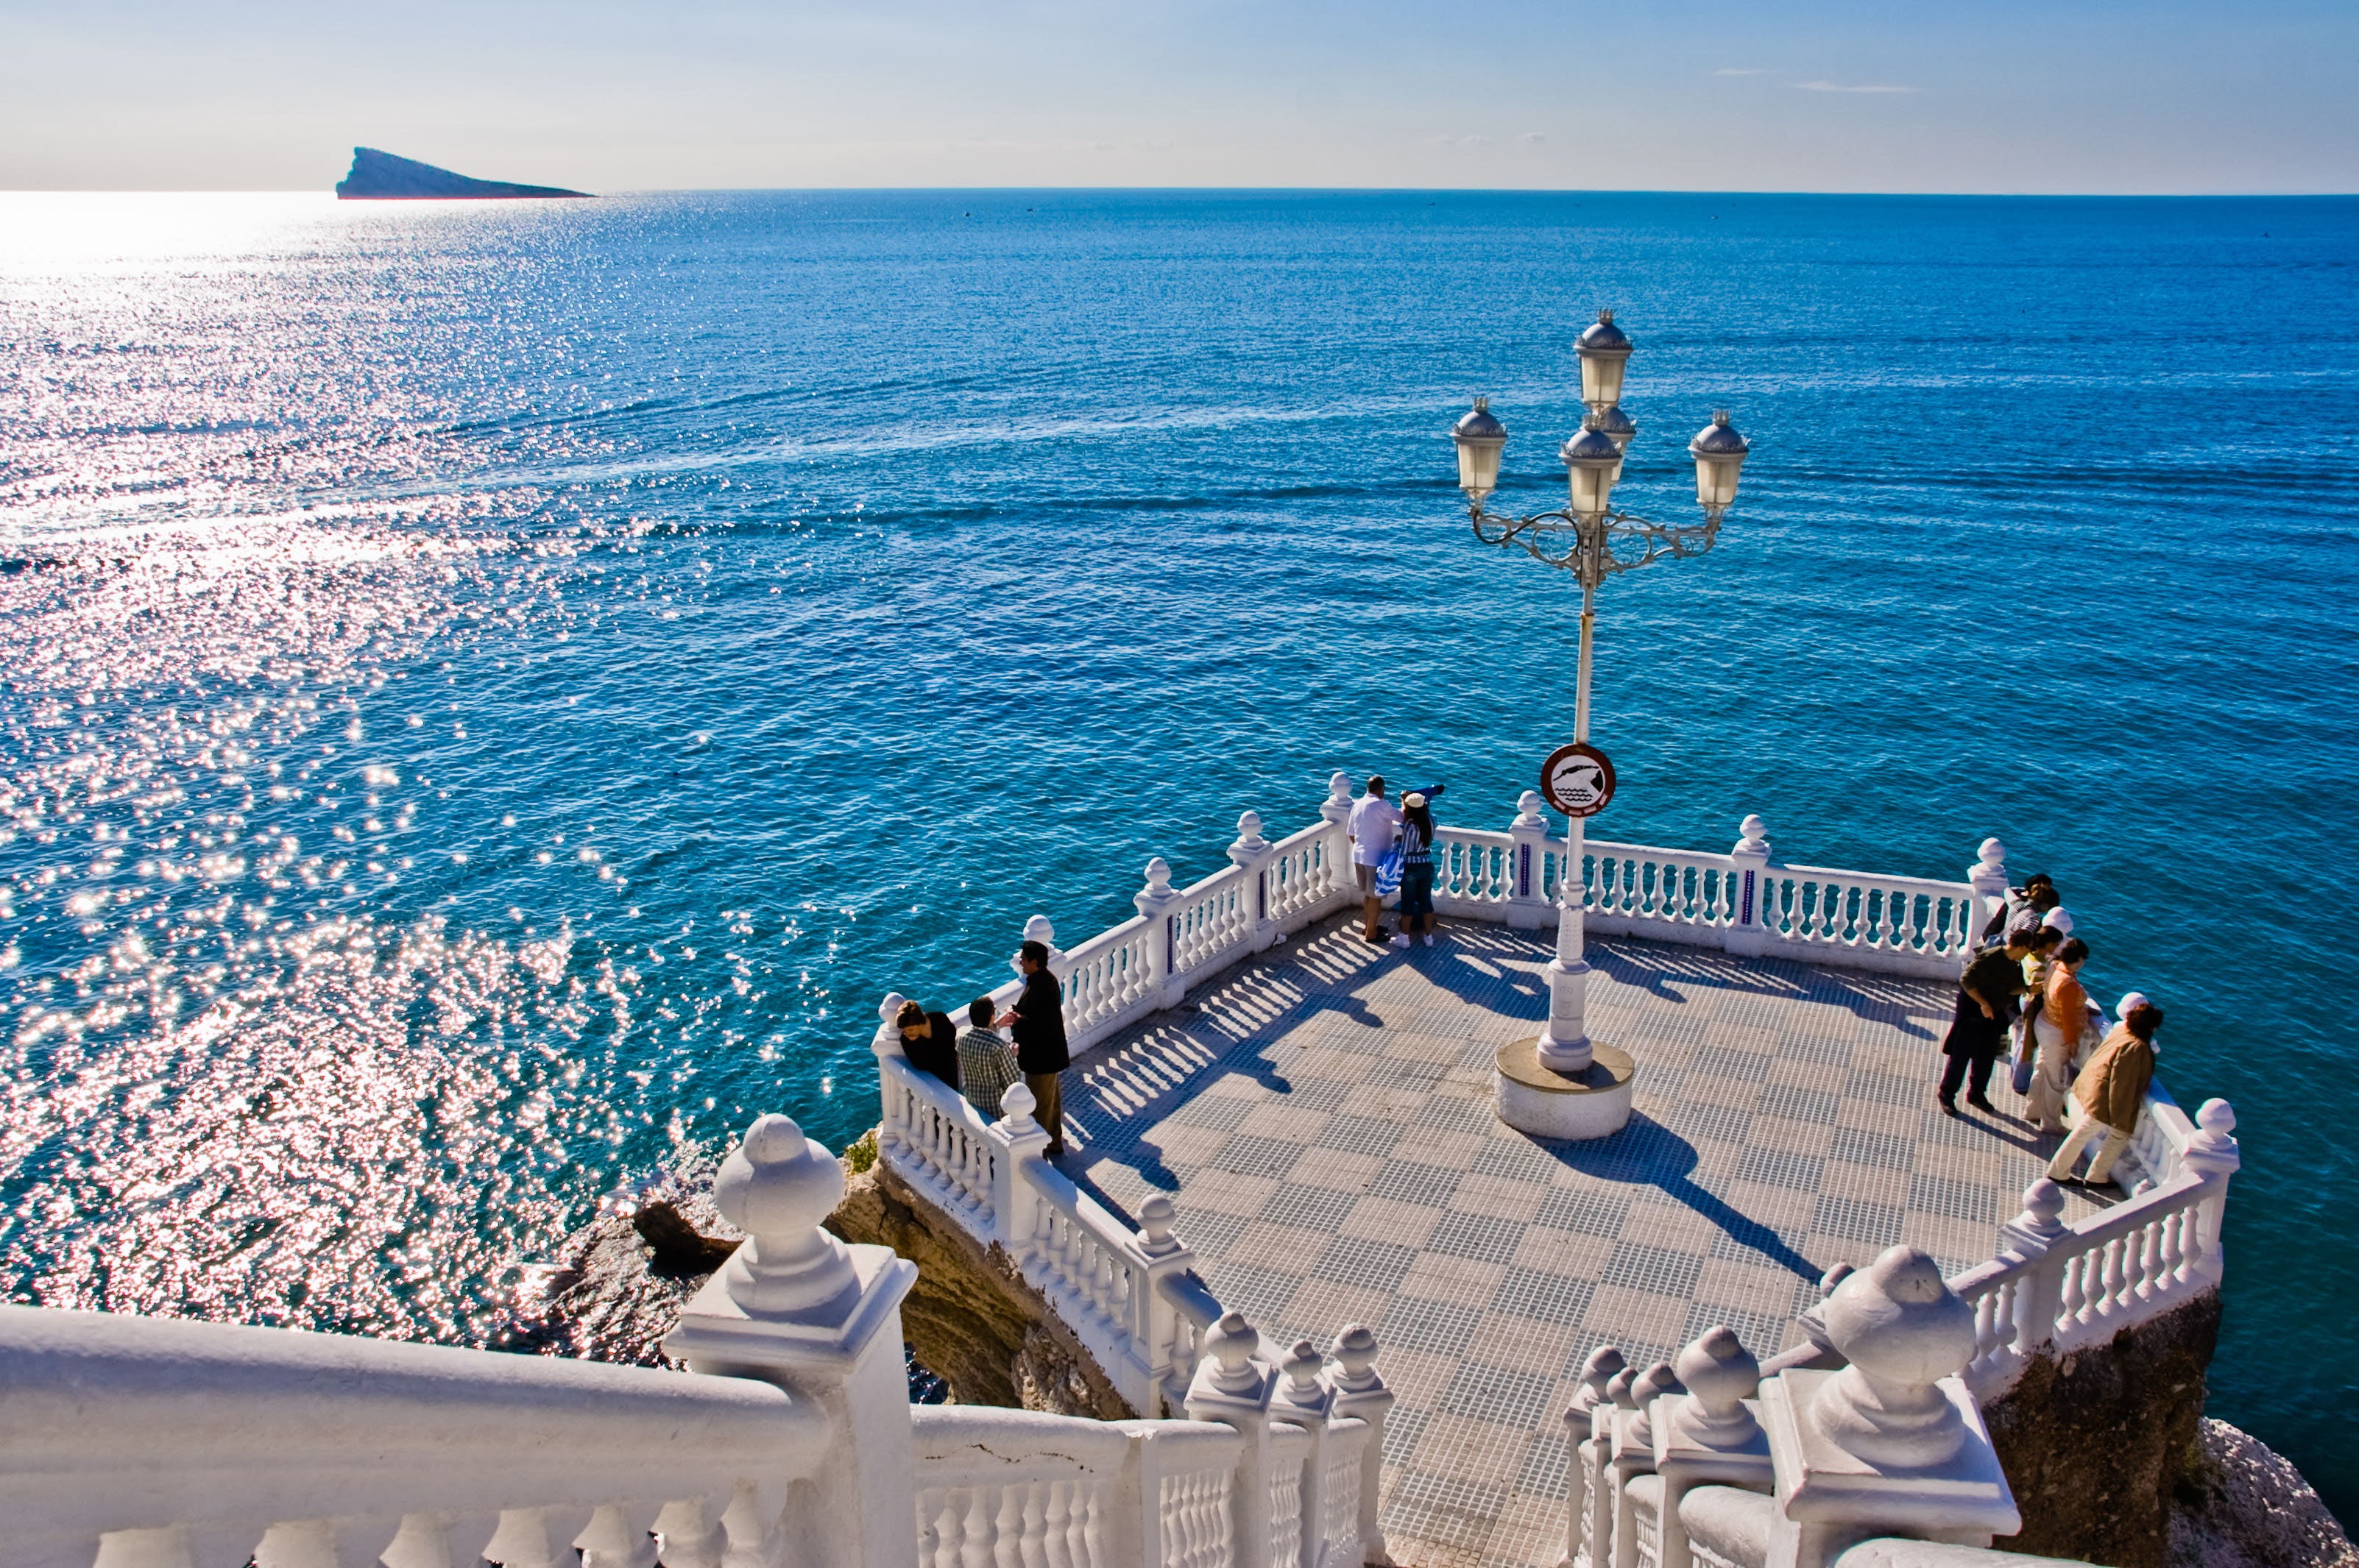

{"left": 2099, "top": 1235, "right": 2125, "bottom": 1317}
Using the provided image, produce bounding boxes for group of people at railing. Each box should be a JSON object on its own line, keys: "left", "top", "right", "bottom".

{"left": 894, "top": 936, "right": 1072, "bottom": 1157}
{"left": 1938, "top": 870, "right": 2161, "bottom": 1190}
{"left": 1343, "top": 773, "right": 1449, "bottom": 948}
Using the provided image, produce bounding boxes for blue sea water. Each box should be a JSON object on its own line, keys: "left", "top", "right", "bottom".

{"left": 1, "top": 189, "right": 2355, "bottom": 1507}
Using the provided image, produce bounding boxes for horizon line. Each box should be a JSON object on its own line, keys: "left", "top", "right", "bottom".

{"left": 5, "top": 184, "right": 2359, "bottom": 200}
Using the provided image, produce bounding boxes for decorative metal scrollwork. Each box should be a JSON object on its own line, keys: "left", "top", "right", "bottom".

{"left": 1468, "top": 503, "right": 1729, "bottom": 587}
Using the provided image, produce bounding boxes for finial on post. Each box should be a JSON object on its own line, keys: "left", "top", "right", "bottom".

{"left": 1808, "top": 1246, "right": 1976, "bottom": 1468}
{"left": 710, "top": 1114, "right": 860, "bottom": 1322}
{"left": 2003, "top": 1177, "right": 2068, "bottom": 1252}
{"left": 1515, "top": 789, "right": 1547, "bottom": 830}
{"left": 1736, "top": 814, "right": 1769, "bottom": 854}
{"left": 1136, "top": 1192, "right": 1181, "bottom": 1256}
{"left": 1329, "top": 1323, "right": 1384, "bottom": 1393}
{"left": 1233, "top": 809, "right": 1267, "bottom": 851}
{"left": 996, "top": 1079, "right": 1039, "bottom": 1132}
{"left": 1670, "top": 1327, "right": 1761, "bottom": 1450}
{"left": 1571, "top": 1344, "right": 1627, "bottom": 1415}
{"left": 1203, "top": 1310, "right": 1265, "bottom": 1396}
{"left": 1322, "top": 771, "right": 1355, "bottom": 826}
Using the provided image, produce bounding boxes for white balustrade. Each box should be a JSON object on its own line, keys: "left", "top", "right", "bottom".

{"left": 1755, "top": 862, "right": 1980, "bottom": 974}
{"left": 0, "top": 1302, "right": 828, "bottom": 1568}
{"left": 1167, "top": 865, "right": 1257, "bottom": 985}
{"left": 1580, "top": 840, "right": 1741, "bottom": 944}
{"left": 1429, "top": 826, "right": 1516, "bottom": 916}
{"left": 1953, "top": 1100, "right": 2237, "bottom": 1402}
{"left": 1264, "top": 820, "right": 1347, "bottom": 929}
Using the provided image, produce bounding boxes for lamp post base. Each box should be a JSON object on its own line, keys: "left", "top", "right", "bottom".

{"left": 1494, "top": 1037, "right": 1635, "bottom": 1140}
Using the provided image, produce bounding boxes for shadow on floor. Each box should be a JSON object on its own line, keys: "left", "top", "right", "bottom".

{"left": 1535, "top": 1113, "right": 1822, "bottom": 1282}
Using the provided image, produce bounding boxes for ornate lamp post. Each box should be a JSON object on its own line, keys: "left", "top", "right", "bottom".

{"left": 1450, "top": 311, "right": 1750, "bottom": 1139}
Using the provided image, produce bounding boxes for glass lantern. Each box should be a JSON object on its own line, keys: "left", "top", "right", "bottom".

{"left": 1452, "top": 397, "right": 1507, "bottom": 501}
{"left": 1561, "top": 422, "right": 1623, "bottom": 519}
{"left": 1688, "top": 409, "right": 1749, "bottom": 511}
{"left": 1576, "top": 311, "right": 1633, "bottom": 410}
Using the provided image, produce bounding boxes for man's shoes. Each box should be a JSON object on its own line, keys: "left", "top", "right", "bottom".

{"left": 1423, "top": 934, "right": 1435, "bottom": 947}
{"left": 1364, "top": 929, "right": 1392, "bottom": 946}
{"left": 1967, "top": 1095, "right": 1999, "bottom": 1115}
{"left": 1939, "top": 1099, "right": 1961, "bottom": 1118}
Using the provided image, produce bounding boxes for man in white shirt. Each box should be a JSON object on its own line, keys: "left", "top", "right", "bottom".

{"left": 1346, "top": 775, "right": 1401, "bottom": 946}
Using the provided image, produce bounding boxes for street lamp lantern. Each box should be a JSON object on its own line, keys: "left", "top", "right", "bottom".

{"left": 1575, "top": 309, "right": 1633, "bottom": 411}
{"left": 1444, "top": 312, "right": 1753, "bottom": 1140}
{"left": 1689, "top": 409, "right": 1749, "bottom": 514}
{"left": 1560, "top": 419, "right": 1624, "bottom": 521}
{"left": 1451, "top": 397, "right": 1508, "bottom": 503}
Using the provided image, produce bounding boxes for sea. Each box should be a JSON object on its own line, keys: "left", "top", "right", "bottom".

{"left": 1, "top": 189, "right": 2355, "bottom": 1508}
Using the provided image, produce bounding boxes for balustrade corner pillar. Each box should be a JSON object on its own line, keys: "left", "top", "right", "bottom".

{"left": 1186, "top": 1312, "right": 1281, "bottom": 1568}
{"left": 1723, "top": 815, "right": 1772, "bottom": 957}
{"left": 2179, "top": 1099, "right": 2241, "bottom": 1277}
{"left": 1968, "top": 837, "right": 2010, "bottom": 945}
{"left": 1758, "top": 1246, "right": 2017, "bottom": 1568}
{"left": 1608, "top": 1363, "right": 1677, "bottom": 1568}
{"left": 1271, "top": 1341, "right": 1339, "bottom": 1568}
{"left": 1326, "top": 1324, "right": 1396, "bottom": 1568}
{"left": 1320, "top": 772, "right": 1356, "bottom": 914}
{"left": 990, "top": 1081, "right": 1052, "bottom": 1252}
{"left": 662, "top": 1114, "right": 920, "bottom": 1568}
{"left": 1228, "top": 809, "right": 1281, "bottom": 951}
{"left": 1996, "top": 1179, "right": 2069, "bottom": 1362}
{"left": 871, "top": 993, "right": 908, "bottom": 1153}
{"left": 1131, "top": 1193, "right": 1199, "bottom": 1414}
{"left": 1507, "top": 790, "right": 1554, "bottom": 932}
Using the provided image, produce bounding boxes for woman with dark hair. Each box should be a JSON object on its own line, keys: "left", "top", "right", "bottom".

{"left": 2048, "top": 1000, "right": 2163, "bottom": 1187}
{"left": 1390, "top": 791, "right": 1439, "bottom": 948}
{"left": 2026, "top": 935, "right": 2093, "bottom": 1135}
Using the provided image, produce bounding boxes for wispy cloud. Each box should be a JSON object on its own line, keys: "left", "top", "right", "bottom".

{"left": 1517, "top": 131, "right": 1546, "bottom": 144}
{"left": 1712, "top": 68, "right": 1769, "bottom": 77}
{"left": 1795, "top": 79, "right": 1917, "bottom": 93}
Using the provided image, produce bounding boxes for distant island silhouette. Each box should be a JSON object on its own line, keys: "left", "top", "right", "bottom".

{"left": 335, "top": 147, "right": 590, "bottom": 200}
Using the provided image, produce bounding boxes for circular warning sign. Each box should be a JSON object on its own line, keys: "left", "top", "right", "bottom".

{"left": 1541, "top": 742, "right": 1617, "bottom": 819}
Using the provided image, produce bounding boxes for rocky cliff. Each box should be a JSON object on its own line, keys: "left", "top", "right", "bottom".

{"left": 334, "top": 147, "right": 589, "bottom": 200}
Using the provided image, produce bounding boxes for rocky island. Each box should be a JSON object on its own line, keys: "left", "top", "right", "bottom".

{"left": 333, "top": 146, "right": 589, "bottom": 199}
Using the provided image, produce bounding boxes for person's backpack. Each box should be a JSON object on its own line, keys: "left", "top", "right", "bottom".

{"left": 1375, "top": 823, "right": 1407, "bottom": 898}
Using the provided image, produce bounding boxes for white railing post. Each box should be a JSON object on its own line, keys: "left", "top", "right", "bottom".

{"left": 1134, "top": 858, "right": 1185, "bottom": 1008}
{"left": 1724, "top": 815, "right": 1772, "bottom": 957}
{"left": 1132, "top": 1194, "right": 1200, "bottom": 1416}
{"left": 1758, "top": 1246, "right": 2020, "bottom": 1568}
{"left": 1996, "top": 1178, "right": 2069, "bottom": 1363}
{"left": 871, "top": 992, "right": 910, "bottom": 1162}
{"left": 1270, "top": 1342, "right": 1333, "bottom": 1568}
{"left": 1318, "top": 773, "right": 1355, "bottom": 915}
{"left": 1325, "top": 1324, "right": 1395, "bottom": 1568}
{"left": 991, "top": 1081, "right": 1051, "bottom": 1255}
{"left": 1565, "top": 1344, "right": 1626, "bottom": 1568}
{"left": 1186, "top": 1313, "right": 1281, "bottom": 1568}
{"left": 1968, "top": 837, "right": 2010, "bottom": 947}
{"left": 662, "top": 1116, "right": 922, "bottom": 1568}
{"left": 1507, "top": 790, "right": 1554, "bottom": 931}
{"left": 1228, "top": 810, "right": 1281, "bottom": 952}
{"left": 1608, "top": 1362, "right": 1675, "bottom": 1568}
{"left": 2178, "top": 1099, "right": 2242, "bottom": 1279}
{"left": 1653, "top": 1330, "right": 1772, "bottom": 1568}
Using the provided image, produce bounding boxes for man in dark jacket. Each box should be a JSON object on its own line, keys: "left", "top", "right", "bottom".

{"left": 996, "top": 939, "right": 1069, "bottom": 1158}
{"left": 1939, "top": 929, "right": 2033, "bottom": 1115}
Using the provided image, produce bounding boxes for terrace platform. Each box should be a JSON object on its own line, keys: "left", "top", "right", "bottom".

{"left": 1060, "top": 914, "right": 2107, "bottom": 1568}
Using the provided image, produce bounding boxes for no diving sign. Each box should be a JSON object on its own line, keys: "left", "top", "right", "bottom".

{"left": 1541, "top": 742, "right": 1616, "bottom": 819}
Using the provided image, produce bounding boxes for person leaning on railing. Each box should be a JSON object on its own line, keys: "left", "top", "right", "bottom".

{"left": 955, "top": 996, "right": 1019, "bottom": 1121}
{"left": 1939, "top": 926, "right": 2033, "bottom": 1116}
{"left": 897, "top": 998, "right": 959, "bottom": 1085}
{"left": 2026, "top": 936, "right": 2094, "bottom": 1135}
{"left": 2047, "top": 998, "right": 2162, "bottom": 1188}
{"left": 997, "top": 939, "right": 1069, "bottom": 1160}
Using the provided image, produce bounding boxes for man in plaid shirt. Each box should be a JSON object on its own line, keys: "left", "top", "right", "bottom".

{"left": 955, "top": 996, "right": 1020, "bottom": 1121}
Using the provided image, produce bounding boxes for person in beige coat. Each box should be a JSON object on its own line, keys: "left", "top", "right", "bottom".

{"left": 2047, "top": 999, "right": 2162, "bottom": 1186}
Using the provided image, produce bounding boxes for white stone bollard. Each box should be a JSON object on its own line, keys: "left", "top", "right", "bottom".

{"left": 2179, "top": 1099, "right": 2241, "bottom": 1274}
{"left": 1758, "top": 1246, "right": 2019, "bottom": 1568}
{"left": 1725, "top": 815, "right": 1772, "bottom": 957}
{"left": 1610, "top": 1363, "right": 1680, "bottom": 1568}
{"left": 662, "top": 1115, "right": 920, "bottom": 1568}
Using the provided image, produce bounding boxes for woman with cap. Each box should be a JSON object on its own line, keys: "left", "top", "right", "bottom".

{"left": 2048, "top": 996, "right": 2162, "bottom": 1187}
{"left": 1390, "top": 792, "right": 1440, "bottom": 948}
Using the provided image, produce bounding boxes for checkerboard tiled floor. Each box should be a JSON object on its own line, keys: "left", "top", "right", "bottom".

{"left": 1062, "top": 915, "right": 2104, "bottom": 1568}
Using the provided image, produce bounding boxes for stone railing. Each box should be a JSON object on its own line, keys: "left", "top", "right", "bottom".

{"left": 4, "top": 1113, "right": 1398, "bottom": 1568}
{"left": 1953, "top": 1100, "right": 2240, "bottom": 1401}
{"left": 1566, "top": 1247, "right": 2098, "bottom": 1568}
{"left": 0, "top": 1303, "right": 830, "bottom": 1568}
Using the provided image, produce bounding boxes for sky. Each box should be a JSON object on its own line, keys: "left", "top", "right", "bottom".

{"left": 2, "top": 0, "right": 2355, "bottom": 194}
